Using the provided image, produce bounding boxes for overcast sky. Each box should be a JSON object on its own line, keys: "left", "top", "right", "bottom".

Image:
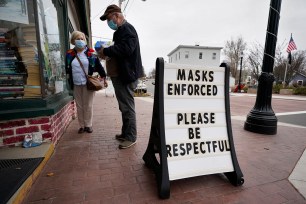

{"left": 90, "top": 0, "right": 306, "bottom": 74}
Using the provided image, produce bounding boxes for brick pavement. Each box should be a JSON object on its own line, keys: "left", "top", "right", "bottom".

{"left": 23, "top": 92, "right": 306, "bottom": 203}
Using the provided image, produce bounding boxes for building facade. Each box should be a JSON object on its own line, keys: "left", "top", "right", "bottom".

{"left": 167, "top": 45, "right": 222, "bottom": 67}
{"left": 0, "top": 0, "right": 91, "bottom": 147}
{"left": 289, "top": 72, "right": 306, "bottom": 87}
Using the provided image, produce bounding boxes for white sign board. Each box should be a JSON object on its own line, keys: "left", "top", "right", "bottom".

{"left": 163, "top": 63, "right": 234, "bottom": 180}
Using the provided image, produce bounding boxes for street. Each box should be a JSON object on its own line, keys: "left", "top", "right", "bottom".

{"left": 144, "top": 78, "right": 155, "bottom": 96}
{"left": 141, "top": 78, "right": 306, "bottom": 129}
{"left": 229, "top": 94, "right": 306, "bottom": 128}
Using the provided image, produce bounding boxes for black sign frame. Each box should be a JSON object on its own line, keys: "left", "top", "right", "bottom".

{"left": 143, "top": 58, "right": 244, "bottom": 199}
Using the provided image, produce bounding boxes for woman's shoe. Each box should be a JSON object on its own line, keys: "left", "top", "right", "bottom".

{"left": 84, "top": 127, "right": 93, "bottom": 133}
{"left": 78, "top": 128, "right": 84, "bottom": 134}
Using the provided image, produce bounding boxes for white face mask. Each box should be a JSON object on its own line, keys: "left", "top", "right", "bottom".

{"left": 75, "top": 40, "right": 86, "bottom": 49}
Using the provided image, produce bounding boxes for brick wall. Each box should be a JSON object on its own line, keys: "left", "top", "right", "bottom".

{"left": 0, "top": 101, "right": 76, "bottom": 147}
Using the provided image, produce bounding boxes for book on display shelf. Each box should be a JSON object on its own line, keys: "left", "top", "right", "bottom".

{"left": 23, "top": 85, "right": 41, "bottom": 98}
{"left": 18, "top": 26, "right": 41, "bottom": 98}
{"left": 0, "top": 27, "right": 27, "bottom": 99}
{"left": 0, "top": 25, "right": 42, "bottom": 99}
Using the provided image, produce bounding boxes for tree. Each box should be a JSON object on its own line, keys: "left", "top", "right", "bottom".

{"left": 247, "top": 42, "right": 263, "bottom": 81}
{"left": 148, "top": 67, "right": 156, "bottom": 79}
{"left": 275, "top": 50, "right": 306, "bottom": 84}
{"left": 292, "top": 51, "right": 306, "bottom": 75}
{"left": 224, "top": 36, "right": 306, "bottom": 86}
{"left": 272, "top": 41, "right": 287, "bottom": 83}
{"left": 223, "top": 36, "right": 246, "bottom": 82}
{"left": 141, "top": 66, "right": 146, "bottom": 78}
{"left": 247, "top": 41, "right": 286, "bottom": 83}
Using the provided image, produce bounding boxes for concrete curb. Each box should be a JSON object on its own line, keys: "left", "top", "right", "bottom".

{"left": 289, "top": 148, "right": 306, "bottom": 199}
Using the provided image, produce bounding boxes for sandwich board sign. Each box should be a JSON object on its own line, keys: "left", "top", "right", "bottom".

{"left": 143, "top": 58, "right": 244, "bottom": 199}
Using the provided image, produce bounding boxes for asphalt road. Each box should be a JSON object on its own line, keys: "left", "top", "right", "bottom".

{"left": 277, "top": 113, "right": 306, "bottom": 127}
{"left": 225, "top": 94, "right": 306, "bottom": 128}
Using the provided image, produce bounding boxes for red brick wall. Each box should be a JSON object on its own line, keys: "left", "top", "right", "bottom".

{"left": 0, "top": 101, "right": 76, "bottom": 147}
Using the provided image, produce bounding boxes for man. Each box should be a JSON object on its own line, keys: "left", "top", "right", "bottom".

{"left": 99, "top": 4, "right": 143, "bottom": 149}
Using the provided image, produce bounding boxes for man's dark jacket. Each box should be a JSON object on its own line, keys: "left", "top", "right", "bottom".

{"left": 103, "top": 21, "right": 143, "bottom": 84}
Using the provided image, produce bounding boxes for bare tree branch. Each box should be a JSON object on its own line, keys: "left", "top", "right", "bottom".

{"left": 223, "top": 36, "right": 246, "bottom": 82}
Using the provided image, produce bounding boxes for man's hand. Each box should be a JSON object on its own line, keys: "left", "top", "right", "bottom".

{"left": 97, "top": 47, "right": 106, "bottom": 60}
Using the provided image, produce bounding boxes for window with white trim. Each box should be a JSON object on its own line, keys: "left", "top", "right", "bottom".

{"left": 185, "top": 51, "right": 189, "bottom": 59}
{"left": 297, "top": 80, "right": 303, "bottom": 86}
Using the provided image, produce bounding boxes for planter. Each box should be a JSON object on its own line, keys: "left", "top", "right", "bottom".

{"left": 280, "top": 89, "right": 293, "bottom": 95}
{"left": 248, "top": 88, "right": 257, "bottom": 94}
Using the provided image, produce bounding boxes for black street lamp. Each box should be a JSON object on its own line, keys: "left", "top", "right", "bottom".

{"left": 244, "top": 0, "right": 281, "bottom": 135}
{"left": 237, "top": 52, "right": 243, "bottom": 93}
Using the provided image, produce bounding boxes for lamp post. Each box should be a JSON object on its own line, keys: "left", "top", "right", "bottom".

{"left": 237, "top": 52, "right": 243, "bottom": 93}
{"left": 244, "top": 0, "right": 281, "bottom": 135}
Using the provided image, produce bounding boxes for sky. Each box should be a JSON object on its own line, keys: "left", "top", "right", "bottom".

{"left": 90, "top": 0, "right": 306, "bottom": 74}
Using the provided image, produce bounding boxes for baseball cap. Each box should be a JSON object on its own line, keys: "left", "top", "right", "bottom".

{"left": 100, "top": 4, "right": 122, "bottom": 21}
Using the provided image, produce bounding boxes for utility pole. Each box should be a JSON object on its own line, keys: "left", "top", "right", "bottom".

{"left": 118, "top": 0, "right": 124, "bottom": 8}
{"left": 119, "top": 0, "right": 146, "bottom": 9}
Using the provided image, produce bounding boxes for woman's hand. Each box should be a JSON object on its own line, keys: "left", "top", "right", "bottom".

{"left": 100, "top": 77, "right": 108, "bottom": 88}
{"left": 103, "top": 78, "right": 108, "bottom": 88}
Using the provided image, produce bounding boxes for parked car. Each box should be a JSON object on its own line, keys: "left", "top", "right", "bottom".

{"left": 134, "top": 81, "right": 147, "bottom": 93}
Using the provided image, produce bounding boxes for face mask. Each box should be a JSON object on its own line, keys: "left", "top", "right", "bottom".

{"left": 107, "top": 20, "right": 118, "bottom": 30}
{"left": 75, "top": 40, "right": 86, "bottom": 49}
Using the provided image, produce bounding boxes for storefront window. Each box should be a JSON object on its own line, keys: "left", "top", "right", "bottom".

{"left": 0, "top": 0, "right": 40, "bottom": 99}
{"left": 37, "top": 0, "right": 66, "bottom": 96}
{"left": 0, "top": 0, "right": 66, "bottom": 100}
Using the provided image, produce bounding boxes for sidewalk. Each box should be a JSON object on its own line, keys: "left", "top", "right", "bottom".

{"left": 18, "top": 92, "right": 306, "bottom": 203}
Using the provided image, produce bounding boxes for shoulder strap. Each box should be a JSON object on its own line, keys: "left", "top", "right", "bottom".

{"left": 74, "top": 51, "right": 88, "bottom": 76}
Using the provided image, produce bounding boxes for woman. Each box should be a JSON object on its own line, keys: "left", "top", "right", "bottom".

{"left": 66, "top": 31, "right": 107, "bottom": 134}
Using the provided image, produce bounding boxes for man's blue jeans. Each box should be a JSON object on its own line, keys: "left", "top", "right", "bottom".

{"left": 111, "top": 77, "right": 137, "bottom": 142}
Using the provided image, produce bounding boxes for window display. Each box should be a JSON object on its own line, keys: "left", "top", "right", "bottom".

{"left": 0, "top": 0, "right": 40, "bottom": 99}
{"left": 0, "top": 0, "right": 66, "bottom": 99}
{"left": 37, "top": 0, "right": 66, "bottom": 96}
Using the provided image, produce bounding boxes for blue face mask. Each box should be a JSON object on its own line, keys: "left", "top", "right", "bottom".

{"left": 107, "top": 20, "right": 118, "bottom": 30}
{"left": 75, "top": 40, "right": 86, "bottom": 49}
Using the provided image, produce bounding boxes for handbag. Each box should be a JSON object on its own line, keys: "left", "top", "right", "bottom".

{"left": 86, "top": 75, "right": 103, "bottom": 91}
{"left": 75, "top": 53, "right": 104, "bottom": 91}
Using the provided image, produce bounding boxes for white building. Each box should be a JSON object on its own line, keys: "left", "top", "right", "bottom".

{"left": 167, "top": 45, "right": 222, "bottom": 67}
